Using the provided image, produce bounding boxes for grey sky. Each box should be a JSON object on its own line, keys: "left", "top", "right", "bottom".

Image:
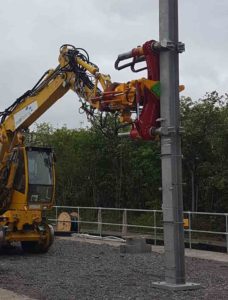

{"left": 0, "top": 0, "right": 227, "bottom": 129}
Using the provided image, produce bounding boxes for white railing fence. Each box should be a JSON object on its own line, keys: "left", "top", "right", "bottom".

{"left": 47, "top": 206, "right": 228, "bottom": 253}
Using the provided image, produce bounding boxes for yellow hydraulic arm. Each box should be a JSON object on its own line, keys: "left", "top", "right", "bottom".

{"left": 0, "top": 41, "right": 183, "bottom": 253}
{"left": 0, "top": 42, "right": 168, "bottom": 215}
{"left": 0, "top": 45, "right": 112, "bottom": 159}
{"left": 0, "top": 44, "right": 147, "bottom": 217}
{"left": 0, "top": 43, "right": 162, "bottom": 158}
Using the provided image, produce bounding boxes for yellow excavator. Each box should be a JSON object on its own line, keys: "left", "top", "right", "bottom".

{"left": 0, "top": 40, "right": 180, "bottom": 253}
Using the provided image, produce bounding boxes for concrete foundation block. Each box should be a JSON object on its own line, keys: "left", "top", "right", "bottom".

{"left": 120, "top": 236, "right": 151, "bottom": 254}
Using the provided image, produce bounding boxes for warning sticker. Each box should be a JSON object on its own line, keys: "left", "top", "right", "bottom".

{"left": 14, "top": 102, "right": 38, "bottom": 128}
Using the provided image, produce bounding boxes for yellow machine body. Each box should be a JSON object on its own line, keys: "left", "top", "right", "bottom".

{"left": 0, "top": 145, "right": 55, "bottom": 252}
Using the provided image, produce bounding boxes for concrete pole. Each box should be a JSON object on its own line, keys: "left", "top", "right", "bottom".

{"left": 160, "top": 0, "right": 185, "bottom": 284}
{"left": 152, "top": 0, "right": 200, "bottom": 290}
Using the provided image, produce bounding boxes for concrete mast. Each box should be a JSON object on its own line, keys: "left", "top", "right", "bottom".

{"left": 152, "top": 0, "right": 200, "bottom": 290}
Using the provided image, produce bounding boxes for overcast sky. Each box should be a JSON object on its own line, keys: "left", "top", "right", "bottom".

{"left": 0, "top": 0, "right": 227, "bottom": 129}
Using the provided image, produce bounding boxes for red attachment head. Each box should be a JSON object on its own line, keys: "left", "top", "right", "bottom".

{"left": 130, "top": 88, "right": 160, "bottom": 140}
{"left": 143, "top": 40, "right": 160, "bottom": 81}
{"left": 130, "top": 40, "right": 160, "bottom": 140}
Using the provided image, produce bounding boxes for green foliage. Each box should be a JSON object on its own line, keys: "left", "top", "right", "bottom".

{"left": 27, "top": 91, "right": 228, "bottom": 212}
{"left": 28, "top": 116, "right": 161, "bottom": 209}
{"left": 181, "top": 92, "right": 228, "bottom": 212}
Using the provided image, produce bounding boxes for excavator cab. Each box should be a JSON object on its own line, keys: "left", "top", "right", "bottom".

{"left": 0, "top": 146, "right": 55, "bottom": 253}
{"left": 26, "top": 147, "right": 55, "bottom": 207}
{"left": 10, "top": 146, "right": 55, "bottom": 209}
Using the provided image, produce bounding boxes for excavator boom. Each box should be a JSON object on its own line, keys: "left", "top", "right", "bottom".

{"left": 0, "top": 40, "right": 183, "bottom": 253}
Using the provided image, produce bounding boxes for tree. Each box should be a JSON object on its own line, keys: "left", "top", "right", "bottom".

{"left": 181, "top": 92, "right": 228, "bottom": 212}
{"left": 27, "top": 92, "right": 228, "bottom": 213}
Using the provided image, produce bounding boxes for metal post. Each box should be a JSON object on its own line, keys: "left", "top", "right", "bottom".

{"left": 226, "top": 214, "right": 228, "bottom": 253}
{"left": 55, "top": 206, "right": 58, "bottom": 226}
{"left": 98, "top": 208, "right": 102, "bottom": 237}
{"left": 154, "top": 211, "right": 157, "bottom": 245}
{"left": 191, "top": 170, "right": 195, "bottom": 212}
{"left": 77, "top": 207, "right": 80, "bottom": 234}
{"left": 152, "top": 0, "right": 200, "bottom": 290}
{"left": 188, "top": 212, "right": 192, "bottom": 249}
{"left": 122, "top": 209, "right": 128, "bottom": 237}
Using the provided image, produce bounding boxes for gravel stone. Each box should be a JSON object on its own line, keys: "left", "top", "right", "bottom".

{"left": 0, "top": 239, "right": 227, "bottom": 300}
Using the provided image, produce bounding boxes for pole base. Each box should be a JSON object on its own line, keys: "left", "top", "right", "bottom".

{"left": 152, "top": 281, "right": 201, "bottom": 291}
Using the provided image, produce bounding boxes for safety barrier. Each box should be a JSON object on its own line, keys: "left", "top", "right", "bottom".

{"left": 48, "top": 206, "right": 228, "bottom": 253}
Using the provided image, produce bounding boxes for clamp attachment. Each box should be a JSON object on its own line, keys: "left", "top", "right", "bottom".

{"left": 151, "top": 126, "right": 184, "bottom": 136}
{"left": 152, "top": 40, "right": 185, "bottom": 53}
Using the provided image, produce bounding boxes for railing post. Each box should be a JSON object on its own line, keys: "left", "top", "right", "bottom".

{"left": 226, "top": 214, "right": 228, "bottom": 254}
{"left": 55, "top": 206, "right": 58, "bottom": 226}
{"left": 77, "top": 207, "right": 80, "bottom": 233}
{"left": 122, "top": 209, "right": 128, "bottom": 237}
{"left": 98, "top": 208, "right": 102, "bottom": 237}
{"left": 154, "top": 211, "right": 157, "bottom": 245}
{"left": 188, "top": 211, "right": 192, "bottom": 249}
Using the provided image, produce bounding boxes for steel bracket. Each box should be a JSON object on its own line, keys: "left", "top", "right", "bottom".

{"left": 152, "top": 40, "right": 185, "bottom": 53}
{"left": 154, "top": 126, "right": 184, "bottom": 136}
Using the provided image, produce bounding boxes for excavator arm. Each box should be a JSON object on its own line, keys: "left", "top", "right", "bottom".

{"left": 0, "top": 44, "right": 116, "bottom": 251}
{"left": 0, "top": 45, "right": 111, "bottom": 155}
{"left": 0, "top": 40, "right": 183, "bottom": 253}
{"left": 0, "top": 41, "right": 166, "bottom": 154}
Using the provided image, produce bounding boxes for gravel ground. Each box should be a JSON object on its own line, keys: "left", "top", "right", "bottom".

{"left": 0, "top": 238, "right": 227, "bottom": 300}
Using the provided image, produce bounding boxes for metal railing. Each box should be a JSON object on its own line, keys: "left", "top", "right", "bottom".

{"left": 47, "top": 206, "right": 228, "bottom": 253}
